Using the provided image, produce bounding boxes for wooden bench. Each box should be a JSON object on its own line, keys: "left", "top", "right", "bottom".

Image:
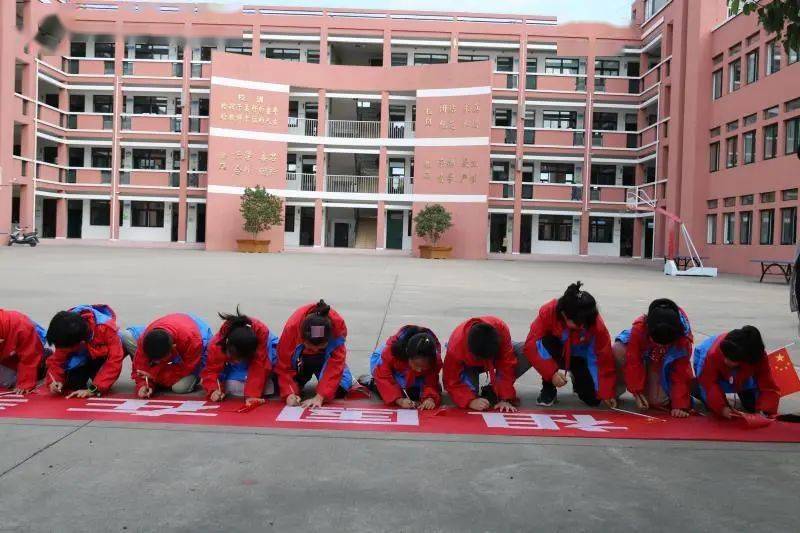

{"left": 750, "top": 259, "right": 794, "bottom": 283}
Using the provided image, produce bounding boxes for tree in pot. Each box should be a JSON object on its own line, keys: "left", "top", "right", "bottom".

{"left": 238, "top": 185, "right": 283, "bottom": 253}
{"left": 414, "top": 203, "right": 454, "bottom": 259}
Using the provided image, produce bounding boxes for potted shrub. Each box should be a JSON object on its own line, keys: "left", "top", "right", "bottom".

{"left": 414, "top": 203, "right": 453, "bottom": 259}
{"left": 237, "top": 185, "right": 283, "bottom": 253}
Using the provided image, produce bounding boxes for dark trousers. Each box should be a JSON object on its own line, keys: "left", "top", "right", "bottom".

{"left": 462, "top": 367, "right": 499, "bottom": 405}
{"left": 294, "top": 354, "right": 347, "bottom": 399}
{"left": 692, "top": 381, "right": 757, "bottom": 413}
{"left": 367, "top": 380, "right": 421, "bottom": 403}
{"left": 538, "top": 335, "right": 601, "bottom": 407}
{"left": 65, "top": 357, "right": 106, "bottom": 391}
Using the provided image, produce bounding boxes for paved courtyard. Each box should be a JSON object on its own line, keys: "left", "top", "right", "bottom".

{"left": 0, "top": 246, "right": 798, "bottom": 532}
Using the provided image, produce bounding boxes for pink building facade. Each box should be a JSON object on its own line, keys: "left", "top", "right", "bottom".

{"left": 1, "top": 0, "right": 797, "bottom": 274}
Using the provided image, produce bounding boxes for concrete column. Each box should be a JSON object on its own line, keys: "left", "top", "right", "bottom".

{"left": 0, "top": 1, "right": 14, "bottom": 243}
{"left": 55, "top": 197, "right": 67, "bottom": 238}
{"left": 450, "top": 34, "right": 458, "bottom": 63}
{"left": 633, "top": 217, "right": 644, "bottom": 258}
{"left": 511, "top": 35, "right": 527, "bottom": 254}
{"left": 252, "top": 24, "right": 261, "bottom": 58}
{"left": 110, "top": 28, "right": 124, "bottom": 240}
{"left": 376, "top": 90, "right": 389, "bottom": 250}
{"left": 177, "top": 23, "right": 191, "bottom": 243}
{"left": 382, "top": 30, "right": 391, "bottom": 67}
{"left": 320, "top": 24, "right": 329, "bottom": 65}
{"left": 314, "top": 88, "right": 327, "bottom": 249}
{"left": 580, "top": 38, "right": 596, "bottom": 256}
{"left": 313, "top": 200, "right": 324, "bottom": 248}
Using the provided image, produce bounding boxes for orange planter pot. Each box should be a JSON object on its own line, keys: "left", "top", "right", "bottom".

{"left": 419, "top": 245, "right": 452, "bottom": 259}
{"left": 236, "top": 239, "right": 271, "bottom": 253}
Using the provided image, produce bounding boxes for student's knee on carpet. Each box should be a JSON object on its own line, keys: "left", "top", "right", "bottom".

{"left": 171, "top": 375, "right": 198, "bottom": 394}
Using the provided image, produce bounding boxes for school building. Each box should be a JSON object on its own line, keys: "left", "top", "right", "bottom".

{"left": 1, "top": 0, "right": 798, "bottom": 273}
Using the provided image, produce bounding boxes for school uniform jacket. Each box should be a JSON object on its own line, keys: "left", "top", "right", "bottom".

{"left": 46, "top": 304, "right": 124, "bottom": 393}
{"left": 523, "top": 299, "right": 616, "bottom": 400}
{"left": 201, "top": 317, "right": 272, "bottom": 399}
{"left": 0, "top": 309, "right": 46, "bottom": 390}
{"left": 275, "top": 303, "right": 348, "bottom": 401}
{"left": 371, "top": 325, "right": 443, "bottom": 406}
{"left": 443, "top": 316, "right": 518, "bottom": 409}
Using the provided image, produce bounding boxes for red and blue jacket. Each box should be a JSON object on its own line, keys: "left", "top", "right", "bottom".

{"left": 693, "top": 333, "right": 780, "bottom": 416}
{"left": 276, "top": 303, "right": 350, "bottom": 401}
{"left": 0, "top": 309, "right": 47, "bottom": 390}
{"left": 443, "top": 316, "right": 518, "bottom": 409}
{"left": 617, "top": 308, "right": 694, "bottom": 409}
{"left": 370, "top": 325, "right": 443, "bottom": 406}
{"left": 523, "top": 299, "right": 616, "bottom": 400}
{"left": 130, "top": 313, "right": 213, "bottom": 389}
{"left": 201, "top": 317, "right": 277, "bottom": 399}
{"left": 45, "top": 304, "right": 124, "bottom": 393}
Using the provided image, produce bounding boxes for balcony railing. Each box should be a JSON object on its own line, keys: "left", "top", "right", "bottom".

{"left": 525, "top": 73, "right": 587, "bottom": 92}
{"left": 190, "top": 61, "right": 212, "bottom": 79}
{"left": 327, "top": 120, "right": 381, "bottom": 139}
{"left": 492, "top": 72, "right": 519, "bottom": 90}
{"left": 187, "top": 171, "right": 207, "bottom": 188}
{"left": 489, "top": 181, "right": 514, "bottom": 200}
{"left": 491, "top": 126, "right": 517, "bottom": 144}
{"left": 286, "top": 172, "right": 317, "bottom": 192}
{"left": 325, "top": 174, "right": 378, "bottom": 193}
{"left": 388, "top": 121, "right": 415, "bottom": 139}
{"left": 529, "top": 183, "right": 584, "bottom": 202}
{"left": 62, "top": 57, "right": 115, "bottom": 76}
{"left": 189, "top": 116, "right": 209, "bottom": 133}
{"left": 387, "top": 176, "right": 412, "bottom": 194}
{"left": 594, "top": 76, "right": 641, "bottom": 94}
{"left": 288, "top": 117, "right": 319, "bottom": 136}
{"left": 526, "top": 128, "right": 585, "bottom": 147}
{"left": 120, "top": 114, "right": 182, "bottom": 133}
{"left": 589, "top": 185, "right": 628, "bottom": 203}
{"left": 119, "top": 169, "right": 177, "bottom": 187}
{"left": 122, "top": 59, "right": 183, "bottom": 78}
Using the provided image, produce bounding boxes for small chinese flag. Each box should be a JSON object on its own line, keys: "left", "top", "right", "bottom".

{"left": 768, "top": 348, "right": 800, "bottom": 397}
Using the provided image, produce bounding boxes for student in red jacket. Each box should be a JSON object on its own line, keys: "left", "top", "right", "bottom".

{"left": 614, "top": 299, "right": 694, "bottom": 418}
{"left": 0, "top": 309, "right": 48, "bottom": 393}
{"left": 521, "top": 282, "right": 618, "bottom": 408}
{"left": 693, "top": 325, "right": 780, "bottom": 419}
{"left": 125, "top": 313, "right": 213, "bottom": 398}
{"left": 362, "top": 325, "right": 442, "bottom": 410}
{"left": 275, "top": 300, "right": 354, "bottom": 408}
{"left": 45, "top": 305, "right": 124, "bottom": 398}
{"left": 443, "top": 317, "right": 518, "bottom": 412}
{"left": 200, "top": 310, "right": 278, "bottom": 407}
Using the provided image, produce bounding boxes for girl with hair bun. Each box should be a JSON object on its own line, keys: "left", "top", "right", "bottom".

{"left": 275, "top": 300, "right": 355, "bottom": 408}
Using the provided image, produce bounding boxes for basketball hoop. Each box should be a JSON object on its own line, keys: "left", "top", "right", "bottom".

{"left": 625, "top": 191, "right": 638, "bottom": 211}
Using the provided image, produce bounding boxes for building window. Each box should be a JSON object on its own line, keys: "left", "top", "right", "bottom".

{"left": 93, "top": 95, "right": 113, "bottom": 114}
{"left": 545, "top": 58, "right": 580, "bottom": 74}
{"left": 542, "top": 111, "right": 577, "bottom": 129}
{"left": 709, "top": 142, "right": 720, "bottom": 172}
{"left": 782, "top": 207, "right": 798, "bottom": 245}
{"left": 284, "top": 206, "right": 295, "bottom": 232}
{"left": 493, "top": 109, "right": 513, "bottom": 127}
{"left": 306, "top": 50, "right": 320, "bottom": 64}
{"left": 458, "top": 53, "right": 489, "bottom": 63}
{"left": 265, "top": 48, "right": 300, "bottom": 61}
{"left": 94, "top": 41, "right": 115, "bottom": 59}
{"left": 740, "top": 194, "right": 754, "bottom": 206}
{"left": 414, "top": 53, "right": 448, "bottom": 65}
{"left": 132, "top": 96, "right": 167, "bottom": 115}
{"left": 592, "top": 112, "right": 618, "bottom": 131}
{"left": 723, "top": 213, "right": 735, "bottom": 244}
{"left": 728, "top": 59, "right": 741, "bottom": 92}
{"left": 764, "top": 124, "right": 778, "bottom": 159}
{"left": 491, "top": 161, "right": 510, "bottom": 181}
{"left": 706, "top": 214, "right": 718, "bottom": 244}
{"left": 786, "top": 117, "right": 800, "bottom": 155}
{"left": 764, "top": 105, "right": 780, "bottom": 119}
{"left": 496, "top": 57, "right": 514, "bottom": 72}
{"left": 783, "top": 189, "right": 799, "bottom": 201}
{"left": 787, "top": 97, "right": 800, "bottom": 112}
{"left": 390, "top": 53, "right": 408, "bottom": 66}
{"left": 739, "top": 211, "right": 752, "bottom": 244}
{"left": 745, "top": 50, "right": 759, "bottom": 84}
{"left": 790, "top": 44, "right": 799, "bottom": 65}
{"left": 712, "top": 69, "right": 723, "bottom": 99}
{"left": 132, "top": 149, "right": 166, "bottom": 170}
{"left": 725, "top": 136, "right": 738, "bottom": 168}
{"left": 743, "top": 131, "right": 756, "bottom": 164}
{"left": 538, "top": 215, "right": 573, "bottom": 241}
{"left": 589, "top": 217, "right": 614, "bottom": 243}
{"left": 134, "top": 42, "right": 170, "bottom": 60}
{"left": 91, "top": 148, "right": 111, "bottom": 168}
{"left": 130, "top": 201, "right": 165, "bottom": 228}
{"left": 766, "top": 40, "right": 781, "bottom": 75}
{"left": 743, "top": 113, "right": 757, "bottom": 126}
{"left": 707, "top": 199, "right": 719, "bottom": 209}
{"left": 760, "top": 209, "right": 774, "bottom": 245}
{"left": 540, "top": 163, "right": 575, "bottom": 184}
{"left": 724, "top": 197, "right": 736, "bottom": 208}
{"left": 761, "top": 191, "right": 776, "bottom": 203}
{"left": 89, "top": 200, "right": 110, "bottom": 226}
{"left": 595, "top": 59, "right": 620, "bottom": 76}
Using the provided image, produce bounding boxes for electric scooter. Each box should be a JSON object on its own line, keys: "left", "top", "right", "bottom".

{"left": 7, "top": 226, "right": 39, "bottom": 247}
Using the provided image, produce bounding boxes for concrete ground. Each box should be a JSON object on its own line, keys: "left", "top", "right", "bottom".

{"left": 0, "top": 245, "right": 798, "bottom": 532}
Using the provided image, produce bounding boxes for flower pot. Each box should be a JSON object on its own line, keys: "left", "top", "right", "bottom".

{"left": 419, "top": 245, "right": 452, "bottom": 259}
{"left": 236, "top": 239, "right": 271, "bottom": 253}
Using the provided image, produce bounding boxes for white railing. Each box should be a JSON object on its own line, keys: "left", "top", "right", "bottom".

{"left": 286, "top": 172, "right": 317, "bottom": 192}
{"left": 388, "top": 121, "right": 415, "bottom": 139}
{"left": 325, "top": 174, "right": 378, "bottom": 193}
{"left": 327, "top": 119, "right": 381, "bottom": 139}
{"left": 287, "top": 117, "right": 319, "bottom": 136}
{"left": 387, "top": 176, "right": 412, "bottom": 194}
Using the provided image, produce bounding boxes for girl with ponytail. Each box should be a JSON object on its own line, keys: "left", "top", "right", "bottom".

{"left": 275, "top": 299, "right": 356, "bottom": 408}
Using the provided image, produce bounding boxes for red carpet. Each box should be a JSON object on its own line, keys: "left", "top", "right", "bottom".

{"left": 2, "top": 391, "right": 799, "bottom": 443}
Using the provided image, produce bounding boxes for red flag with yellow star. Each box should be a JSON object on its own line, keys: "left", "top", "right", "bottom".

{"left": 768, "top": 348, "right": 800, "bottom": 397}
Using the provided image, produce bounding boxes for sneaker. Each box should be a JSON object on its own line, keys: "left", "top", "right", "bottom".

{"left": 346, "top": 382, "right": 371, "bottom": 400}
{"left": 356, "top": 374, "right": 373, "bottom": 388}
{"left": 537, "top": 382, "right": 558, "bottom": 406}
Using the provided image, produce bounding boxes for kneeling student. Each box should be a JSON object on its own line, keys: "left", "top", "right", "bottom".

{"left": 46, "top": 304, "right": 125, "bottom": 398}
{"left": 694, "top": 325, "right": 779, "bottom": 419}
{"left": 615, "top": 299, "right": 693, "bottom": 417}
{"left": 367, "top": 325, "right": 442, "bottom": 410}
{"left": 124, "top": 313, "right": 213, "bottom": 398}
{"left": 443, "top": 317, "right": 518, "bottom": 413}
{"left": 0, "top": 309, "right": 48, "bottom": 393}
{"left": 276, "top": 300, "right": 354, "bottom": 408}
{"left": 201, "top": 310, "right": 277, "bottom": 407}
{"left": 521, "top": 282, "right": 618, "bottom": 408}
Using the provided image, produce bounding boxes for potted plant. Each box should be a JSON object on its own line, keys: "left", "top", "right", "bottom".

{"left": 414, "top": 203, "right": 453, "bottom": 259}
{"left": 237, "top": 185, "right": 283, "bottom": 253}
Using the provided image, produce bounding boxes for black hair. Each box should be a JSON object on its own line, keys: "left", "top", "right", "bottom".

{"left": 392, "top": 326, "right": 437, "bottom": 362}
{"left": 46, "top": 310, "right": 90, "bottom": 348}
{"left": 646, "top": 298, "right": 683, "bottom": 345}
{"left": 556, "top": 281, "right": 598, "bottom": 328}
{"left": 467, "top": 322, "right": 500, "bottom": 360}
{"left": 143, "top": 329, "right": 173, "bottom": 361}
{"left": 218, "top": 307, "right": 258, "bottom": 360}
{"left": 720, "top": 325, "right": 765, "bottom": 364}
{"left": 301, "top": 299, "right": 332, "bottom": 345}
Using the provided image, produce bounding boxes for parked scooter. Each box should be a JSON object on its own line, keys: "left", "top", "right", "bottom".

{"left": 7, "top": 226, "right": 39, "bottom": 247}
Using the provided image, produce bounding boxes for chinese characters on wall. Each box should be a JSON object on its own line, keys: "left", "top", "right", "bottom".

{"left": 422, "top": 157, "right": 480, "bottom": 185}
{"left": 422, "top": 102, "right": 482, "bottom": 131}
{"left": 218, "top": 93, "right": 280, "bottom": 127}
{"left": 218, "top": 150, "right": 279, "bottom": 178}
